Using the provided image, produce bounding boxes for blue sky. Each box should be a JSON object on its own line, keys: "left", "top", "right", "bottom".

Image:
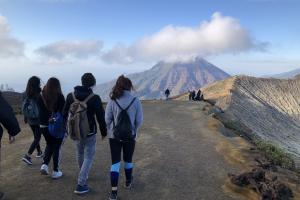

{"left": 0, "top": 0, "right": 299, "bottom": 92}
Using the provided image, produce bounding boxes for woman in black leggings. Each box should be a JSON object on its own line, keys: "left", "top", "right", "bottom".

{"left": 22, "top": 76, "right": 43, "bottom": 165}
{"left": 37, "top": 77, "right": 65, "bottom": 179}
{"left": 105, "top": 75, "right": 143, "bottom": 200}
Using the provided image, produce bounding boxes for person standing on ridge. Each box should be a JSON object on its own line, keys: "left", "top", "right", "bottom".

{"left": 22, "top": 76, "right": 43, "bottom": 165}
{"left": 105, "top": 75, "right": 143, "bottom": 200}
{"left": 63, "top": 73, "right": 107, "bottom": 195}
{"left": 164, "top": 88, "right": 170, "bottom": 100}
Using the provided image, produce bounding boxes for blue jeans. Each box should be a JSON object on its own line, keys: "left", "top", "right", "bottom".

{"left": 76, "top": 134, "right": 96, "bottom": 186}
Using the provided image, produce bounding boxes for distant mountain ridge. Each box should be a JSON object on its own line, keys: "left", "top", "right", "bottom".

{"left": 95, "top": 58, "right": 230, "bottom": 101}
{"left": 265, "top": 68, "right": 300, "bottom": 79}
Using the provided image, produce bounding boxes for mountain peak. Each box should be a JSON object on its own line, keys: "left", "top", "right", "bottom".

{"left": 95, "top": 59, "right": 230, "bottom": 101}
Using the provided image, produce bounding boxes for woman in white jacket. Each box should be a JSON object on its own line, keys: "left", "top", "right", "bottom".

{"left": 105, "top": 75, "right": 143, "bottom": 200}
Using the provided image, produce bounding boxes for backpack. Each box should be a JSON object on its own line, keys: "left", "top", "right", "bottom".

{"left": 22, "top": 97, "right": 39, "bottom": 125}
{"left": 113, "top": 98, "right": 136, "bottom": 141}
{"left": 67, "top": 92, "right": 94, "bottom": 141}
{"left": 48, "top": 112, "right": 65, "bottom": 139}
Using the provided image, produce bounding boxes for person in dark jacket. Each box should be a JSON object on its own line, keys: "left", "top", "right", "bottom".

{"left": 63, "top": 73, "right": 107, "bottom": 194}
{"left": 22, "top": 76, "right": 43, "bottom": 165}
{"left": 0, "top": 91, "right": 21, "bottom": 200}
{"left": 191, "top": 90, "right": 196, "bottom": 101}
{"left": 195, "top": 89, "right": 202, "bottom": 101}
{"left": 38, "top": 77, "right": 65, "bottom": 179}
{"left": 165, "top": 88, "right": 170, "bottom": 100}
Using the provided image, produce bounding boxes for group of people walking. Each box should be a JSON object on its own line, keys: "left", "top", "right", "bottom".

{"left": 188, "top": 89, "right": 203, "bottom": 101}
{"left": 1, "top": 73, "right": 143, "bottom": 200}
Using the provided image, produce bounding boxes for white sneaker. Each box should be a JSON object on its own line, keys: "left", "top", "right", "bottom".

{"left": 52, "top": 170, "right": 63, "bottom": 179}
{"left": 40, "top": 164, "right": 49, "bottom": 175}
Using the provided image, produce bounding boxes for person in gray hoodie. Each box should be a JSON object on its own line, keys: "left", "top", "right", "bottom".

{"left": 105, "top": 75, "right": 143, "bottom": 200}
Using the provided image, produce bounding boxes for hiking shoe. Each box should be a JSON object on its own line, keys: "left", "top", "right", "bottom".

{"left": 125, "top": 176, "right": 133, "bottom": 189}
{"left": 109, "top": 192, "right": 118, "bottom": 200}
{"left": 52, "top": 170, "right": 63, "bottom": 179}
{"left": 22, "top": 154, "right": 32, "bottom": 165}
{"left": 74, "top": 185, "right": 90, "bottom": 195}
{"left": 40, "top": 164, "right": 49, "bottom": 175}
{"left": 36, "top": 151, "right": 43, "bottom": 158}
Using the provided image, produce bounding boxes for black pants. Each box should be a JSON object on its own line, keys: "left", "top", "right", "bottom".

{"left": 41, "top": 128, "right": 63, "bottom": 171}
{"left": 109, "top": 139, "right": 135, "bottom": 165}
{"left": 28, "top": 125, "right": 42, "bottom": 155}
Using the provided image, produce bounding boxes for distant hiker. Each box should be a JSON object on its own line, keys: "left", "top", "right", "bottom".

{"left": 63, "top": 73, "right": 107, "bottom": 195}
{"left": 22, "top": 76, "right": 43, "bottom": 165}
{"left": 165, "top": 88, "right": 170, "bottom": 100}
{"left": 188, "top": 90, "right": 192, "bottom": 101}
{"left": 0, "top": 91, "right": 21, "bottom": 200}
{"left": 105, "top": 75, "right": 143, "bottom": 200}
{"left": 38, "top": 77, "right": 65, "bottom": 179}
{"left": 191, "top": 90, "right": 196, "bottom": 101}
{"left": 195, "top": 89, "right": 202, "bottom": 101}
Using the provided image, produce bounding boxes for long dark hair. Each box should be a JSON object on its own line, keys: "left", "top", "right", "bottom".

{"left": 110, "top": 75, "right": 133, "bottom": 100}
{"left": 42, "top": 77, "right": 62, "bottom": 111}
{"left": 25, "top": 76, "right": 41, "bottom": 98}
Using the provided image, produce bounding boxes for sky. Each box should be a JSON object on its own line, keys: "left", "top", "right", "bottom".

{"left": 0, "top": 0, "right": 299, "bottom": 92}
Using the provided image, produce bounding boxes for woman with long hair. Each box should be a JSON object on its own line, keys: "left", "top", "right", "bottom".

{"left": 37, "top": 77, "right": 65, "bottom": 179}
{"left": 22, "top": 76, "right": 43, "bottom": 165}
{"left": 105, "top": 75, "right": 143, "bottom": 200}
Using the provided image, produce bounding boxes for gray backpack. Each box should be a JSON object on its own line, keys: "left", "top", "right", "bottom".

{"left": 67, "top": 93, "right": 94, "bottom": 140}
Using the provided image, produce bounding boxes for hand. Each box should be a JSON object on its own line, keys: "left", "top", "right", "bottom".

{"left": 24, "top": 118, "right": 28, "bottom": 124}
{"left": 9, "top": 136, "right": 15, "bottom": 144}
{"left": 101, "top": 135, "right": 106, "bottom": 140}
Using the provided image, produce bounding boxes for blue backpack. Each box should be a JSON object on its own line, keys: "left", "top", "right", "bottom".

{"left": 48, "top": 112, "right": 65, "bottom": 139}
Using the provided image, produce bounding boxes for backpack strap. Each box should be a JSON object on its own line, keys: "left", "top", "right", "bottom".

{"left": 72, "top": 92, "right": 78, "bottom": 102}
{"left": 125, "top": 98, "right": 136, "bottom": 111}
{"left": 83, "top": 93, "right": 95, "bottom": 104}
{"left": 114, "top": 97, "right": 136, "bottom": 111}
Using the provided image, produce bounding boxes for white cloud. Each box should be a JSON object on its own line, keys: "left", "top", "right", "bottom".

{"left": 0, "top": 15, "right": 25, "bottom": 58}
{"left": 102, "top": 12, "right": 269, "bottom": 64}
{"left": 35, "top": 40, "right": 103, "bottom": 61}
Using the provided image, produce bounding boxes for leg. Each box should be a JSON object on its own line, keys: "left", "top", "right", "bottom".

{"left": 76, "top": 139, "right": 85, "bottom": 169}
{"left": 123, "top": 140, "right": 136, "bottom": 184}
{"left": 109, "top": 139, "right": 122, "bottom": 195}
{"left": 28, "top": 125, "right": 42, "bottom": 155}
{"left": 77, "top": 135, "right": 96, "bottom": 186}
{"left": 42, "top": 128, "right": 53, "bottom": 166}
{"left": 0, "top": 124, "right": 3, "bottom": 147}
{"left": 52, "top": 137, "right": 63, "bottom": 172}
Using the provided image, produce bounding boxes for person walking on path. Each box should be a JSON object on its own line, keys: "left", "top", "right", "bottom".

{"left": 63, "top": 73, "right": 107, "bottom": 195}
{"left": 105, "top": 75, "right": 143, "bottom": 200}
{"left": 0, "top": 91, "right": 21, "bottom": 200}
{"left": 38, "top": 78, "right": 65, "bottom": 179}
{"left": 164, "top": 88, "right": 170, "bottom": 100}
{"left": 22, "top": 76, "right": 43, "bottom": 165}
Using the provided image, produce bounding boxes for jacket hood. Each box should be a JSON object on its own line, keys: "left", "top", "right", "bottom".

{"left": 74, "top": 86, "right": 93, "bottom": 101}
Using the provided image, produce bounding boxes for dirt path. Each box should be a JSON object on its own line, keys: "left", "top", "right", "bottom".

{"left": 1, "top": 101, "right": 257, "bottom": 200}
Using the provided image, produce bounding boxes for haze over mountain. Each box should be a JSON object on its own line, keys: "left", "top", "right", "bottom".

{"left": 95, "top": 58, "right": 230, "bottom": 101}
{"left": 265, "top": 68, "right": 300, "bottom": 79}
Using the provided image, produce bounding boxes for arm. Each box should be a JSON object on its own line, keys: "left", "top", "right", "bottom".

{"left": 95, "top": 96, "right": 107, "bottom": 137}
{"left": 62, "top": 94, "right": 72, "bottom": 119}
{"left": 105, "top": 100, "right": 114, "bottom": 127}
{"left": 135, "top": 99, "right": 143, "bottom": 130}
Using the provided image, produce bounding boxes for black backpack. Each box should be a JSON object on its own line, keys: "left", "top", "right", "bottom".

{"left": 113, "top": 98, "right": 136, "bottom": 141}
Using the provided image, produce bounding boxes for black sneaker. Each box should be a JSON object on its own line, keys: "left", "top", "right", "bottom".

{"left": 22, "top": 154, "right": 32, "bottom": 165}
{"left": 125, "top": 176, "right": 133, "bottom": 189}
{"left": 74, "top": 184, "right": 89, "bottom": 195}
{"left": 109, "top": 192, "right": 118, "bottom": 200}
{"left": 36, "top": 151, "right": 43, "bottom": 158}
